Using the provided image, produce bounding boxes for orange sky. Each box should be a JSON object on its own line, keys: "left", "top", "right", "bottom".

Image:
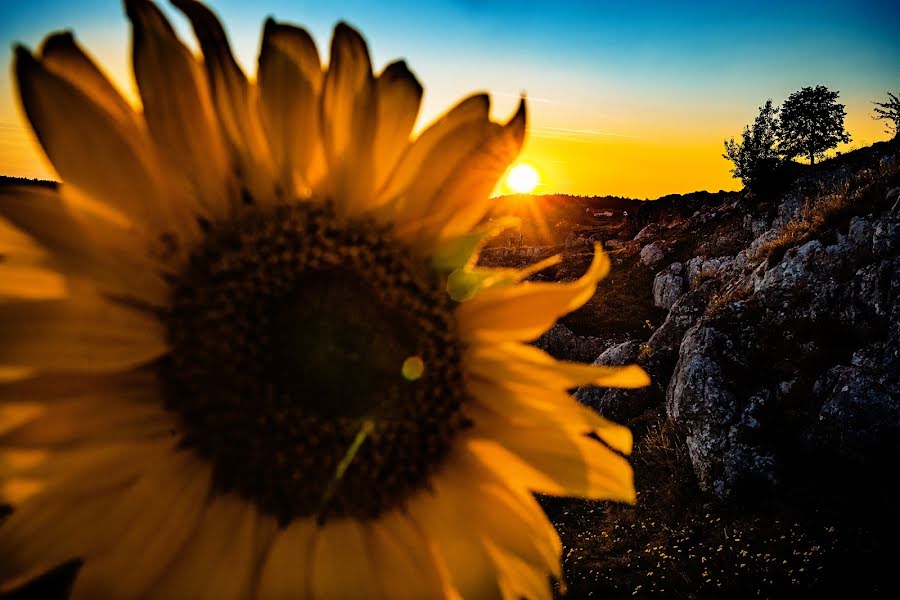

{"left": 1, "top": 1, "right": 896, "bottom": 199}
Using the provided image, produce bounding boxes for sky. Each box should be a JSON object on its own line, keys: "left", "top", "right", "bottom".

{"left": 1, "top": 0, "right": 898, "bottom": 198}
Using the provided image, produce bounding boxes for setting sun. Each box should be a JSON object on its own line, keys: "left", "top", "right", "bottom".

{"left": 506, "top": 163, "right": 541, "bottom": 194}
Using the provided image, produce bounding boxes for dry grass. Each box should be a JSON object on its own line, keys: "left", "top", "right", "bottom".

{"left": 689, "top": 268, "right": 720, "bottom": 289}
{"left": 704, "top": 284, "right": 753, "bottom": 316}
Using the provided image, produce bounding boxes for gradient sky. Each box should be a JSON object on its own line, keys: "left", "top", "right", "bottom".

{"left": 1, "top": 0, "right": 898, "bottom": 198}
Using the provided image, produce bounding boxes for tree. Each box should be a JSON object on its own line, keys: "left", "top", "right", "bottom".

{"left": 776, "top": 85, "right": 850, "bottom": 165}
{"left": 723, "top": 99, "right": 780, "bottom": 191}
{"left": 872, "top": 91, "right": 900, "bottom": 139}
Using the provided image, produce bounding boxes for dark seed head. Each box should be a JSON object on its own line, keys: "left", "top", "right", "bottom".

{"left": 160, "top": 202, "right": 467, "bottom": 525}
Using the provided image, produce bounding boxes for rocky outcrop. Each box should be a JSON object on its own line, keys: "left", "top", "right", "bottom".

{"left": 665, "top": 194, "right": 900, "bottom": 500}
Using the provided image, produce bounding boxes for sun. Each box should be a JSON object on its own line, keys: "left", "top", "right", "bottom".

{"left": 506, "top": 162, "right": 541, "bottom": 194}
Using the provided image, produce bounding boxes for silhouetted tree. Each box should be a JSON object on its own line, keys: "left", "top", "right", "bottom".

{"left": 777, "top": 85, "right": 850, "bottom": 165}
{"left": 723, "top": 99, "right": 780, "bottom": 191}
{"left": 873, "top": 91, "right": 900, "bottom": 139}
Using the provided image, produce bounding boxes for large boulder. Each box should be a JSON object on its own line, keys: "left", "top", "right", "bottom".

{"left": 652, "top": 262, "right": 684, "bottom": 309}
{"left": 640, "top": 240, "right": 667, "bottom": 267}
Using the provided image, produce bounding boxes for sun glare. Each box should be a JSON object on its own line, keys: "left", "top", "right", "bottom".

{"left": 506, "top": 163, "right": 540, "bottom": 194}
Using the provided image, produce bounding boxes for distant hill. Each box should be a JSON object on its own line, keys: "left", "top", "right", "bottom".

{"left": 0, "top": 175, "right": 57, "bottom": 189}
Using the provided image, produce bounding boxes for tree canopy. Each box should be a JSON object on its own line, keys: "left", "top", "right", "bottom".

{"left": 723, "top": 99, "right": 780, "bottom": 191}
{"left": 873, "top": 91, "right": 900, "bottom": 139}
{"left": 776, "top": 85, "right": 850, "bottom": 165}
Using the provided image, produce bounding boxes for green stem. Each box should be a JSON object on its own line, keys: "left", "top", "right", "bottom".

{"left": 317, "top": 418, "right": 375, "bottom": 523}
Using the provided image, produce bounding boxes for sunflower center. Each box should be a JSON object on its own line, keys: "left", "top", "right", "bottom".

{"left": 160, "top": 203, "right": 467, "bottom": 524}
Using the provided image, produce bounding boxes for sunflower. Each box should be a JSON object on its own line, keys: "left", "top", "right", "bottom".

{"left": 0, "top": 1, "right": 648, "bottom": 598}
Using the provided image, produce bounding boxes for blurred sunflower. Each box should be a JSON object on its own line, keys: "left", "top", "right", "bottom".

{"left": 0, "top": 0, "right": 649, "bottom": 598}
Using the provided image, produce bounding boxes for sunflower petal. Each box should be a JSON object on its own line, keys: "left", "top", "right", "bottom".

{"left": 379, "top": 93, "right": 490, "bottom": 220}
{"left": 407, "top": 471, "right": 502, "bottom": 600}
{"left": 0, "top": 265, "right": 66, "bottom": 301}
{"left": 149, "top": 495, "right": 271, "bottom": 600}
{"left": 469, "top": 341, "right": 650, "bottom": 390}
{"left": 13, "top": 46, "right": 179, "bottom": 236}
{"left": 466, "top": 433, "right": 636, "bottom": 502}
{"left": 458, "top": 244, "right": 609, "bottom": 341}
{"left": 0, "top": 441, "right": 170, "bottom": 580}
{"left": 68, "top": 452, "right": 212, "bottom": 600}
{"left": 434, "top": 98, "right": 527, "bottom": 242}
{"left": 0, "top": 185, "right": 172, "bottom": 306}
{"left": 466, "top": 376, "right": 633, "bottom": 454}
{"left": 0, "top": 296, "right": 167, "bottom": 374}
{"left": 171, "top": 0, "right": 277, "bottom": 207}
{"left": 320, "top": 23, "right": 376, "bottom": 217}
{"left": 311, "top": 518, "right": 378, "bottom": 599}
{"left": 127, "top": 0, "right": 233, "bottom": 220}
{"left": 38, "top": 31, "right": 137, "bottom": 130}
{"left": 373, "top": 61, "right": 422, "bottom": 192}
{"left": 257, "top": 518, "right": 317, "bottom": 600}
{"left": 258, "top": 19, "right": 323, "bottom": 198}
{"left": 366, "top": 510, "right": 456, "bottom": 600}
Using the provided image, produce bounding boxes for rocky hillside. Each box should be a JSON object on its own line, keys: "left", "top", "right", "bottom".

{"left": 481, "top": 140, "right": 900, "bottom": 598}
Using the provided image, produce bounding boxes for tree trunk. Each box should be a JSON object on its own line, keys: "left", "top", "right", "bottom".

{"left": 809, "top": 149, "right": 815, "bottom": 165}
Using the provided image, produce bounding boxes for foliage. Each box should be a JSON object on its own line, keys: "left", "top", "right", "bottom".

{"left": 777, "top": 85, "right": 850, "bottom": 165}
{"left": 723, "top": 100, "right": 781, "bottom": 191}
{"left": 872, "top": 91, "right": 900, "bottom": 139}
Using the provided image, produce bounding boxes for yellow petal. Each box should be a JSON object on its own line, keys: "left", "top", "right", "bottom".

{"left": 150, "top": 495, "right": 272, "bottom": 600}
{"left": 392, "top": 117, "right": 492, "bottom": 239}
{"left": 0, "top": 403, "right": 45, "bottom": 437}
{"left": 457, "top": 244, "right": 609, "bottom": 342}
{"left": 466, "top": 433, "right": 636, "bottom": 502}
{"left": 13, "top": 46, "right": 183, "bottom": 237}
{"left": 466, "top": 376, "right": 633, "bottom": 455}
{"left": 406, "top": 471, "right": 502, "bottom": 600}
{"left": 366, "top": 510, "right": 456, "bottom": 600}
{"left": 258, "top": 18, "right": 323, "bottom": 198}
{"left": 0, "top": 486, "right": 125, "bottom": 583}
{"left": 0, "top": 296, "right": 167, "bottom": 374}
{"left": 483, "top": 539, "right": 554, "bottom": 600}
{"left": 312, "top": 518, "right": 378, "bottom": 600}
{"left": 127, "top": 0, "right": 233, "bottom": 220}
{"left": 433, "top": 99, "right": 527, "bottom": 243}
{"left": 0, "top": 185, "right": 171, "bottom": 306}
{"left": 257, "top": 518, "right": 317, "bottom": 600}
{"left": 68, "top": 451, "right": 212, "bottom": 600}
{"left": 468, "top": 341, "right": 650, "bottom": 390}
{"left": 0, "top": 265, "right": 67, "bottom": 301}
{"left": 39, "top": 31, "right": 137, "bottom": 131}
{"left": 172, "top": 0, "right": 277, "bottom": 207}
{"left": 373, "top": 61, "right": 422, "bottom": 192}
{"left": 320, "top": 23, "right": 376, "bottom": 217}
{"left": 378, "top": 93, "right": 489, "bottom": 219}
{"left": 1, "top": 393, "right": 175, "bottom": 448}
{"left": 0, "top": 441, "right": 171, "bottom": 581}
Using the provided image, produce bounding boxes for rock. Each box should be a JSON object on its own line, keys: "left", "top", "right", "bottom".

{"left": 813, "top": 365, "right": 900, "bottom": 463}
{"left": 648, "top": 281, "right": 717, "bottom": 355}
{"left": 575, "top": 341, "right": 658, "bottom": 422}
{"left": 640, "top": 241, "right": 667, "bottom": 267}
{"left": 531, "top": 323, "right": 607, "bottom": 364}
{"left": 564, "top": 232, "right": 591, "bottom": 250}
{"left": 652, "top": 262, "right": 684, "bottom": 309}
{"left": 634, "top": 223, "right": 662, "bottom": 244}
